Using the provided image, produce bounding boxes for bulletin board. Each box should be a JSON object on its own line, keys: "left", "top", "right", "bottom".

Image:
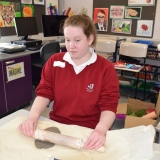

{"left": 0, "top": 0, "right": 45, "bottom": 36}
{"left": 93, "top": 0, "right": 157, "bottom": 37}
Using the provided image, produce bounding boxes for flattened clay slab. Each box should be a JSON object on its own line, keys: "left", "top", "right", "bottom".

{"left": 35, "top": 126, "right": 61, "bottom": 149}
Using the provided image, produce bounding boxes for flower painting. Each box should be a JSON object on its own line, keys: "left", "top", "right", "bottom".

{"left": 136, "top": 20, "right": 153, "bottom": 37}
{"left": 21, "top": 4, "right": 34, "bottom": 17}
{"left": 111, "top": 19, "right": 132, "bottom": 34}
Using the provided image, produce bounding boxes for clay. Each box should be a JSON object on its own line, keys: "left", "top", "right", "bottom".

{"left": 35, "top": 127, "right": 61, "bottom": 149}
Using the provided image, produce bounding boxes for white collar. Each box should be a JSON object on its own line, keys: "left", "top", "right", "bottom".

{"left": 63, "top": 47, "right": 97, "bottom": 67}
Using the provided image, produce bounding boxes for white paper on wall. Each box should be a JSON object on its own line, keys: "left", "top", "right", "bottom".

{"left": 21, "top": 0, "right": 32, "bottom": 4}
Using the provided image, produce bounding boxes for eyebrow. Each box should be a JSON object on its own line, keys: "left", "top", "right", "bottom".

{"left": 65, "top": 36, "right": 82, "bottom": 39}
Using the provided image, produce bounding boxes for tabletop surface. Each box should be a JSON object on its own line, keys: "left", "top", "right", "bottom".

{"left": 0, "top": 42, "right": 65, "bottom": 61}
{"left": 0, "top": 109, "right": 52, "bottom": 127}
{"left": 0, "top": 109, "right": 160, "bottom": 160}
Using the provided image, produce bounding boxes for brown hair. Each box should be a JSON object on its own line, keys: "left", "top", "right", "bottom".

{"left": 98, "top": 9, "right": 106, "bottom": 16}
{"left": 63, "top": 14, "right": 97, "bottom": 47}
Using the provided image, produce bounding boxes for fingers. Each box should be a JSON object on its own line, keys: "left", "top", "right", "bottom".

{"left": 19, "top": 119, "right": 36, "bottom": 138}
{"left": 83, "top": 131, "right": 105, "bottom": 150}
{"left": 84, "top": 136, "right": 100, "bottom": 150}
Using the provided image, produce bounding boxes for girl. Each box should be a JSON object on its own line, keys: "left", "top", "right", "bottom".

{"left": 19, "top": 14, "right": 119, "bottom": 150}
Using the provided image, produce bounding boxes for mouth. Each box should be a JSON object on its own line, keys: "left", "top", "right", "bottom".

{"left": 69, "top": 51, "right": 76, "bottom": 54}
{"left": 6, "top": 17, "right": 11, "bottom": 24}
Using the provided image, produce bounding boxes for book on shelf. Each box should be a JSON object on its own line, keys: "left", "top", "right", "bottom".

{"left": 113, "top": 62, "right": 142, "bottom": 70}
{"left": 65, "top": 7, "right": 71, "bottom": 16}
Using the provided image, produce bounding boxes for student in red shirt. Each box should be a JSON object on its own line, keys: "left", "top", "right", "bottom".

{"left": 19, "top": 14, "right": 119, "bottom": 150}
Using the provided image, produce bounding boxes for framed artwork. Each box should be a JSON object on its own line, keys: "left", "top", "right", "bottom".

{"left": 21, "top": 0, "right": 32, "bottom": 4}
{"left": 0, "top": 1, "right": 21, "bottom": 27}
{"left": 94, "top": 8, "right": 109, "bottom": 32}
{"left": 110, "top": 5, "right": 125, "bottom": 19}
{"left": 136, "top": 20, "right": 153, "bottom": 37}
{"left": 21, "top": 4, "right": 34, "bottom": 17}
{"left": 128, "top": 0, "right": 155, "bottom": 6}
{"left": 33, "top": 0, "right": 45, "bottom": 5}
{"left": 111, "top": 19, "right": 132, "bottom": 34}
{"left": 125, "top": 7, "right": 142, "bottom": 19}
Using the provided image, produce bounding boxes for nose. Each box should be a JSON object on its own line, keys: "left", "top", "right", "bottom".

{"left": 68, "top": 41, "right": 75, "bottom": 48}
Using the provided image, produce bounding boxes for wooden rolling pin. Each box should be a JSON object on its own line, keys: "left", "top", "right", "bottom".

{"left": 34, "top": 129, "right": 105, "bottom": 152}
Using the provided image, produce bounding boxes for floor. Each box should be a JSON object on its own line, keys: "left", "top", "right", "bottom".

{"left": 24, "top": 89, "right": 129, "bottom": 118}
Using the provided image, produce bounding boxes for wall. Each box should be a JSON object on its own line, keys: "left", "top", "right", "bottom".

{"left": 0, "top": 0, "right": 60, "bottom": 43}
{"left": 59, "top": 0, "right": 93, "bottom": 18}
{"left": 153, "top": 0, "right": 160, "bottom": 39}
{"left": 60, "top": 0, "right": 160, "bottom": 41}
{"left": 0, "top": 0, "right": 160, "bottom": 43}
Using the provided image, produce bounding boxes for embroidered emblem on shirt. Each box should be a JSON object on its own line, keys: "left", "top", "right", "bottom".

{"left": 86, "top": 84, "right": 94, "bottom": 92}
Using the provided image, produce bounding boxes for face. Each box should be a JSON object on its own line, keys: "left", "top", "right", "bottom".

{"left": 64, "top": 26, "right": 93, "bottom": 64}
{"left": 97, "top": 12, "right": 105, "bottom": 24}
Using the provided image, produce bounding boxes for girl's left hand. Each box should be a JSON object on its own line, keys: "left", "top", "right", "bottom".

{"left": 83, "top": 129, "right": 106, "bottom": 150}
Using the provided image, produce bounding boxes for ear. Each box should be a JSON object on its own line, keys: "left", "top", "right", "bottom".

{"left": 88, "top": 34, "right": 94, "bottom": 46}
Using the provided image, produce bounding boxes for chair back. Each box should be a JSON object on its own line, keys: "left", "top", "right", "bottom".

{"left": 119, "top": 42, "right": 148, "bottom": 58}
{"left": 40, "top": 42, "right": 60, "bottom": 66}
{"left": 95, "top": 38, "right": 116, "bottom": 53}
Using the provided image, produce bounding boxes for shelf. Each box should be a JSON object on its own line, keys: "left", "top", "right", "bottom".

{"left": 115, "top": 66, "right": 144, "bottom": 73}
{"left": 117, "top": 72, "right": 160, "bottom": 83}
{"left": 119, "top": 85, "right": 155, "bottom": 94}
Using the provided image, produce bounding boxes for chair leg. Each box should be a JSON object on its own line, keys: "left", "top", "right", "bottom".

{"left": 143, "top": 69, "right": 147, "bottom": 100}
{"left": 135, "top": 72, "right": 140, "bottom": 99}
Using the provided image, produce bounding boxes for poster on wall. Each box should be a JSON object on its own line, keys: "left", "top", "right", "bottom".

{"left": 34, "top": 0, "right": 45, "bottom": 5}
{"left": 0, "top": 1, "right": 21, "bottom": 27}
{"left": 6, "top": 62, "right": 25, "bottom": 82}
{"left": 21, "top": 0, "right": 32, "bottom": 4}
{"left": 125, "top": 7, "right": 142, "bottom": 19}
{"left": 21, "top": 4, "right": 34, "bottom": 17}
{"left": 111, "top": 19, "right": 132, "bottom": 34}
{"left": 110, "top": 5, "right": 125, "bottom": 19}
{"left": 136, "top": 20, "right": 153, "bottom": 37}
{"left": 94, "top": 8, "right": 108, "bottom": 31}
{"left": 128, "top": 0, "right": 155, "bottom": 6}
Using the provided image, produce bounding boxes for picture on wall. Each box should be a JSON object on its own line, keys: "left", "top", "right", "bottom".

{"left": 0, "top": 1, "right": 21, "bottom": 27}
{"left": 34, "top": 0, "right": 45, "bottom": 5}
{"left": 128, "top": 0, "right": 155, "bottom": 6}
{"left": 110, "top": 5, "right": 125, "bottom": 19}
{"left": 21, "top": 0, "right": 32, "bottom": 4}
{"left": 111, "top": 19, "right": 132, "bottom": 34}
{"left": 94, "top": 8, "right": 108, "bottom": 31}
{"left": 125, "top": 7, "right": 142, "bottom": 19}
{"left": 21, "top": 4, "right": 34, "bottom": 17}
{"left": 136, "top": 20, "right": 153, "bottom": 37}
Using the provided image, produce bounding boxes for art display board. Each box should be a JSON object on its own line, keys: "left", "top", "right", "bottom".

{"left": 93, "top": 0, "right": 157, "bottom": 38}
{"left": 0, "top": 0, "right": 45, "bottom": 36}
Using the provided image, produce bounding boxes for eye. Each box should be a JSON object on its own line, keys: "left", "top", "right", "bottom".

{"left": 65, "top": 39, "right": 70, "bottom": 42}
{"left": 76, "top": 39, "right": 80, "bottom": 42}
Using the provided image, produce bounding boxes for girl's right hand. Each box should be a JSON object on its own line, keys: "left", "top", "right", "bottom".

{"left": 19, "top": 118, "right": 38, "bottom": 138}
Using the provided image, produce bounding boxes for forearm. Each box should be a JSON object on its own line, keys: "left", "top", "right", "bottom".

{"left": 95, "top": 111, "right": 116, "bottom": 134}
{"left": 28, "top": 96, "right": 50, "bottom": 120}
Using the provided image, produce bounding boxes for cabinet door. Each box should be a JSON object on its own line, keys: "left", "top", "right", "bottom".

{"left": 0, "top": 62, "right": 7, "bottom": 115}
{"left": 3, "top": 55, "right": 32, "bottom": 111}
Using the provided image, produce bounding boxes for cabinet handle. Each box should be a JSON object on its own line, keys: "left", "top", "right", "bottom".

{"left": 5, "top": 60, "right": 15, "bottom": 65}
